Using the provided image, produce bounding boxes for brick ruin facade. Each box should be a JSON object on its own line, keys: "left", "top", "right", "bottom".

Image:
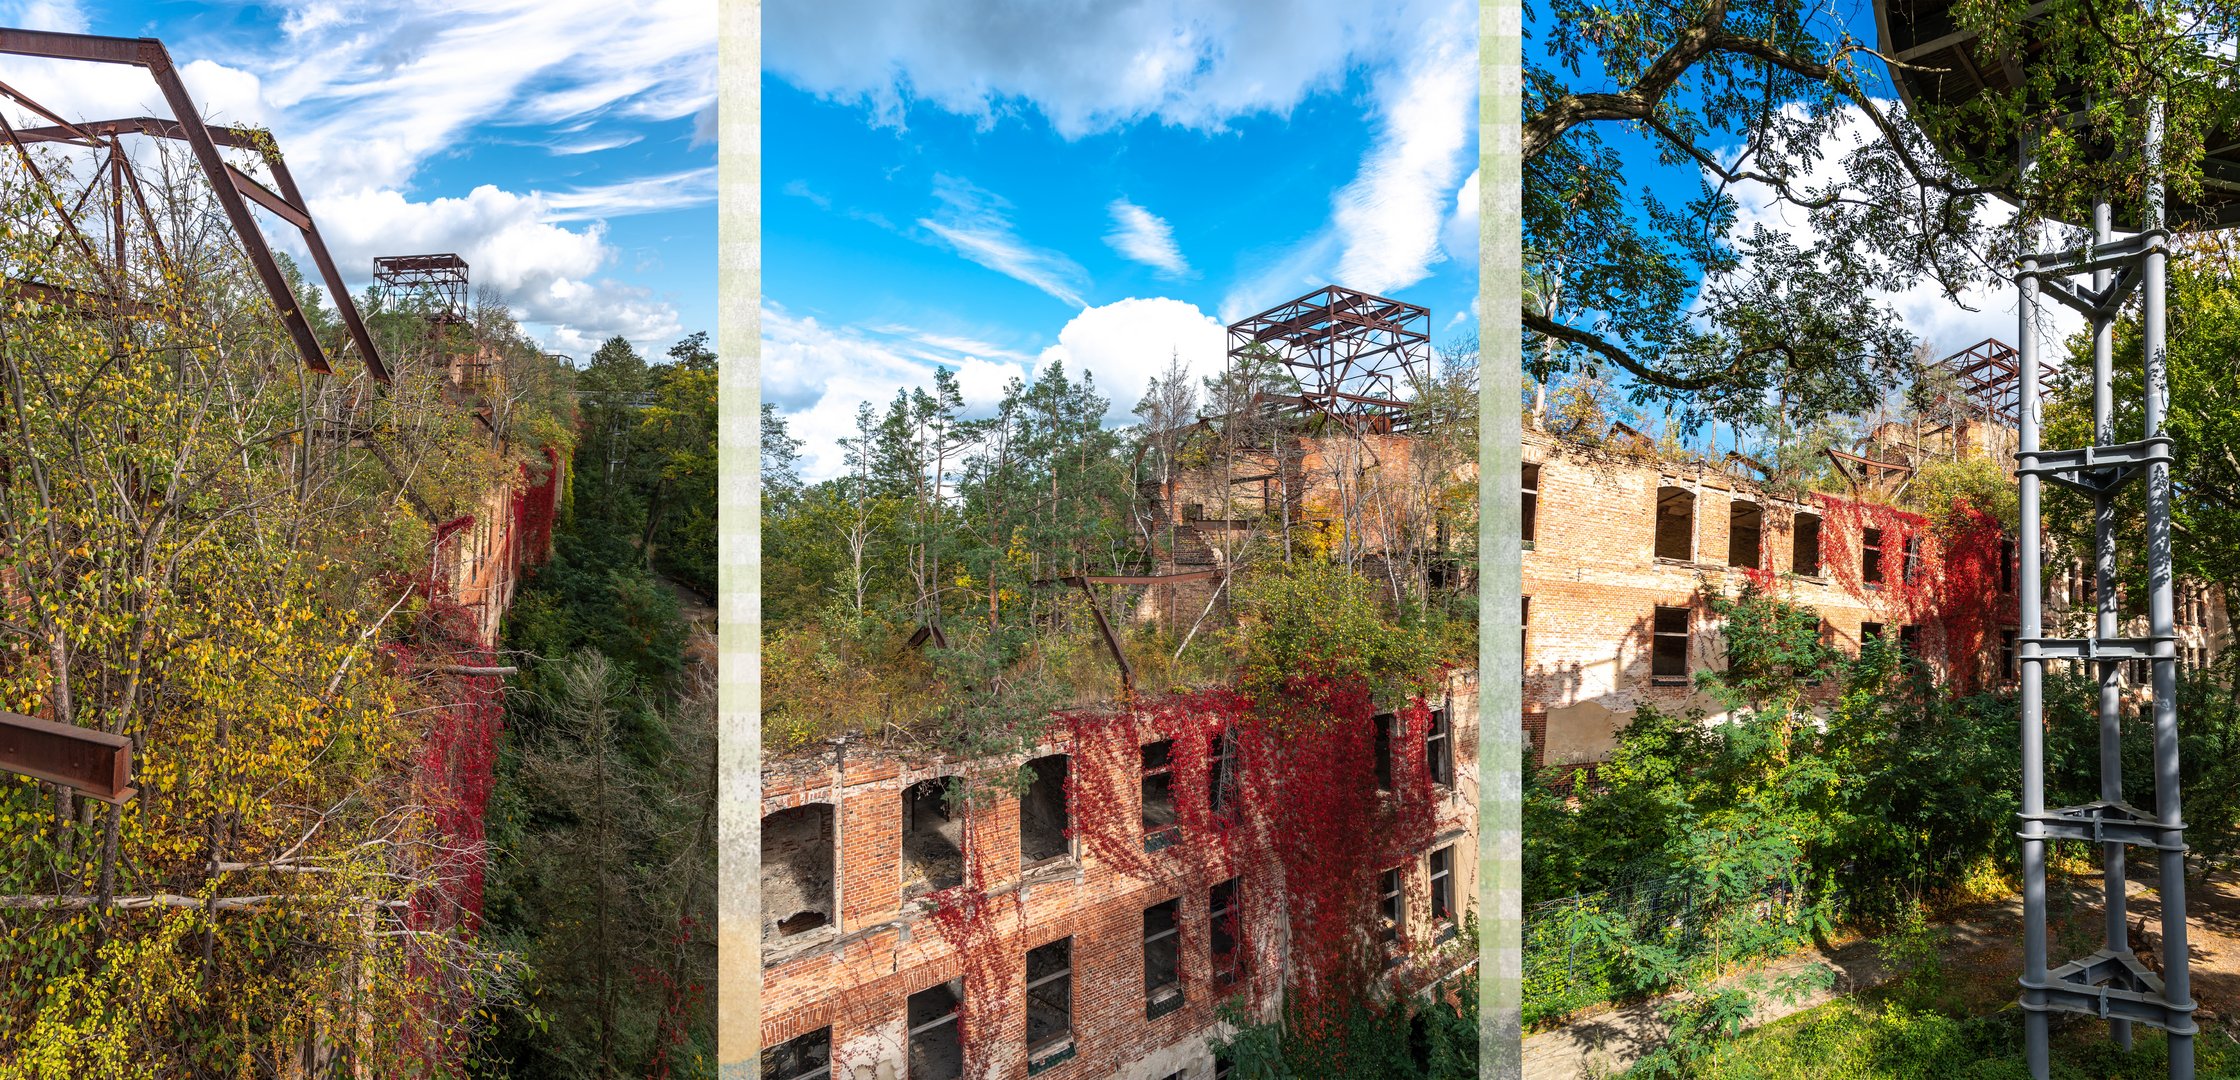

{"left": 758, "top": 670, "right": 1480, "bottom": 1080}
{"left": 1520, "top": 421, "right": 2230, "bottom": 769}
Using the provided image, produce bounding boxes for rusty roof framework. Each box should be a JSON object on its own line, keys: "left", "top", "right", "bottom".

{"left": 375, "top": 253, "right": 469, "bottom": 324}
{"left": 0, "top": 27, "right": 390, "bottom": 383}
{"left": 1932, "top": 338, "right": 2053, "bottom": 428}
{"left": 1226, "top": 285, "right": 1431, "bottom": 435}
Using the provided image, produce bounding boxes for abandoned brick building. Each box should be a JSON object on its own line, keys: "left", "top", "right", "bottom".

{"left": 1522, "top": 339, "right": 2230, "bottom": 768}
{"left": 759, "top": 287, "right": 1481, "bottom": 1080}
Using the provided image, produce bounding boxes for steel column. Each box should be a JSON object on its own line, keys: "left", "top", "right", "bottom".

{"left": 2014, "top": 121, "right": 2194, "bottom": 1079}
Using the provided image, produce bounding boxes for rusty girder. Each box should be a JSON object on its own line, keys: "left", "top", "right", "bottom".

{"left": 1226, "top": 285, "right": 1431, "bottom": 434}
{"left": 0, "top": 28, "right": 390, "bottom": 383}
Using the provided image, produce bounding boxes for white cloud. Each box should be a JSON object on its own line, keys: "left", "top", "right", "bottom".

{"left": 1722, "top": 104, "right": 2084, "bottom": 363}
{"left": 544, "top": 167, "right": 718, "bottom": 220}
{"left": 765, "top": 295, "right": 1227, "bottom": 479}
{"left": 918, "top": 176, "right": 1089, "bottom": 308}
{"left": 308, "top": 184, "right": 681, "bottom": 355}
{"left": 766, "top": 0, "right": 1380, "bottom": 138}
{"left": 1037, "top": 297, "right": 1227, "bottom": 425}
{"left": 764, "top": 304, "right": 1044, "bottom": 480}
{"left": 0, "top": 0, "right": 86, "bottom": 32}
{"left": 1443, "top": 167, "right": 1480, "bottom": 267}
{"left": 1105, "top": 198, "right": 1190, "bottom": 277}
{"left": 0, "top": 0, "right": 716, "bottom": 359}
{"left": 1332, "top": 6, "right": 1475, "bottom": 294}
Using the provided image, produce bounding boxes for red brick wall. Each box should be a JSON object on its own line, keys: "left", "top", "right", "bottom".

{"left": 762, "top": 672, "right": 1480, "bottom": 1080}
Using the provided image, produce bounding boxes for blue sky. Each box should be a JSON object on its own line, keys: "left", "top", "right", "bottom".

{"left": 1524, "top": 0, "right": 2080, "bottom": 444}
{"left": 0, "top": 0, "right": 714, "bottom": 359}
{"left": 763, "top": 0, "right": 1480, "bottom": 481}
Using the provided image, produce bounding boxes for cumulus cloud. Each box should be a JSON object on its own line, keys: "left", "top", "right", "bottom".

{"left": 766, "top": 0, "right": 1379, "bottom": 138}
{"left": 918, "top": 176, "right": 1090, "bottom": 308}
{"left": 1105, "top": 198, "right": 1190, "bottom": 277}
{"left": 1036, "top": 297, "right": 1227, "bottom": 425}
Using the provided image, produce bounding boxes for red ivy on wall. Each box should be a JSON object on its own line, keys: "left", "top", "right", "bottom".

{"left": 1811, "top": 493, "right": 2013, "bottom": 694}
{"left": 915, "top": 675, "right": 1454, "bottom": 1068}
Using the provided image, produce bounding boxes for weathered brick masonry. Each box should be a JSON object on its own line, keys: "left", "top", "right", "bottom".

{"left": 760, "top": 671, "right": 1481, "bottom": 1080}
{"left": 1520, "top": 423, "right": 2229, "bottom": 768}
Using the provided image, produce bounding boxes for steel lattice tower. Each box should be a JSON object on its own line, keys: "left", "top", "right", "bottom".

{"left": 2013, "top": 179, "right": 2194, "bottom": 1078}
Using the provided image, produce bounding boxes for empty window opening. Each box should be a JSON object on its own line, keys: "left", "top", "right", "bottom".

{"left": 1860, "top": 622, "right": 1885, "bottom": 651}
{"left": 907, "top": 979, "right": 964, "bottom": 1080}
{"left": 1522, "top": 463, "right": 1540, "bottom": 549}
{"left": 1144, "top": 898, "right": 1184, "bottom": 1018}
{"left": 1211, "top": 877, "right": 1241, "bottom": 985}
{"left": 1429, "top": 845, "right": 1456, "bottom": 929}
{"left": 1025, "top": 938, "right": 1073, "bottom": 1067}
{"left": 2002, "top": 631, "right": 2018, "bottom": 682}
{"left": 2001, "top": 537, "right": 2017, "bottom": 594}
{"left": 1207, "top": 728, "right": 1239, "bottom": 820}
{"left": 1728, "top": 501, "right": 1762, "bottom": 568}
{"left": 902, "top": 778, "right": 965, "bottom": 898}
{"left": 1651, "top": 606, "right": 1690, "bottom": 684}
{"left": 762, "top": 804, "right": 835, "bottom": 940}
{"left": 1372, "top": 713, "right": 1394, "bottom": 791}
{"left": 2130, "top": 656, "right": 2150, "bottom": 686}
{"left": 1142, "top": 740, "right": 1178, "bottom": 852}
{"left": 1898, "top": 625, "right": 1922, "bottom": 658}
{"left": 763, "top": 1027, "right": 832, "bottom": 1080}
{"left": 1215, "top": 1050, "right": 1236, "bottom": 1080}
{"left": 1901, "top": 535, "right": 1922, "bottom": 586}
{"left": 1654, "top": 486, "right": 1695, "bottom": 561}
{"left": 1792, "top": 512, "right": 1822, "bottom": 576}
{"left": 1426, "top": 707, "right": 1453, "bottom": 787}
{"left": 1861, "top": 527, "right": 1885, "bottom": 585}
{"left": 1020, "top": 755, "right": 1070, "bottom": 867}
{"left": 1377, "top": 867, "right": 1404, "bottom": 944}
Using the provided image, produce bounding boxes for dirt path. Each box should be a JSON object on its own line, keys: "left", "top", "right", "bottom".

{"left": 1524, "top": 869, "right": 2240, "bottom": 1080}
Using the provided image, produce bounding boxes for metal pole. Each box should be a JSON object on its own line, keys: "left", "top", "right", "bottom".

{"left": 2142, "top": 100, "right": 2195, "bottom": 1080}
{"left": 2092, "top": 194, "right": 2133, "bottom": 1053}
{"left": 2017, "top": 220, "right": 2052, "bottom": 1080}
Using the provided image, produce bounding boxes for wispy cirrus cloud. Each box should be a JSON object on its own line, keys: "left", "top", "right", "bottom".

{"left": 544, "top": 167, "right": 718, "bottom": 220}
{"left": 1105, "top": 198, "right": 1190, "bottom": 277}
{"left": 917, "top": 175, "right": 1089, "bottom": 308}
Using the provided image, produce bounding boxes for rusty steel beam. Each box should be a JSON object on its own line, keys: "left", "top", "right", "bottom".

{"left": 0, "top": 32, "right": 390, "bottom": 383}
{"left": 0, "top": 712, "right": 134, "bottom": 804}
{"left": 3, "top": 276, "right": 154, "bottom": 317}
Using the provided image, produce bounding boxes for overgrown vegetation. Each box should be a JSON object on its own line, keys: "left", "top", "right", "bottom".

{"left": 1524, "top": 580, "right": 2240, "bottom": 1042}
{"left": 476, "top": 335, "right": 717, "bottom": 1079}
{"left": 0, "top": 146, "right": 573, "bottom": 1073}
{"left": 760, "top": 343, "right": 1479, "bottom": 756}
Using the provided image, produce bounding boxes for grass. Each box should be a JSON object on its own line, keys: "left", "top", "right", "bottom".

{"left": 1694, "top": 995, "right": 2240, "bottom": 1079}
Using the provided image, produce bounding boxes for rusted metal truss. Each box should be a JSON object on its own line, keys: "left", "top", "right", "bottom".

{"left": 375, "top": 253, "right": 469, "bottom": 324}
{"left": 0, "top": 28, "right": 389, "bottom": 383}
{"left": 1032, "top": 570, "right": 1229, "bottom": 694}
{"left": 0, "top": 712, "right": 133, "bottom": 804}
{"left": 1826, "top": 446, "right": 1916, "bottom": 498}
{"left": 1933, "top": 338, "right": 2053, "bottom": 428}
{"left": 1227, "top": 285, "right": 1431, "bottom": 435}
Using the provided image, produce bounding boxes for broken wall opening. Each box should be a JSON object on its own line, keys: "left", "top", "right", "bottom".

{"left": 902, "top": 777, "right": 965, "bottom": 897}
{"left": 1729, "top": 501, "right": 1762, "bottom": 568}
{"left": 762, "top": 803, "right": 835, "bottom": 941}
{"left": 1655, "top": 486, "right": 1694, "bottom": 560}
{"left": 1020, "top": 755, "right": 1070, "bottom": 866}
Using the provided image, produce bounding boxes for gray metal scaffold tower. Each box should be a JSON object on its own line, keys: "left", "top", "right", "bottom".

{"left": 2014, "top": 182, "right": 2194, "bottom": 1079}
{"left": 1872, "top": 0, "right": 2233, "bottom": 1072}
